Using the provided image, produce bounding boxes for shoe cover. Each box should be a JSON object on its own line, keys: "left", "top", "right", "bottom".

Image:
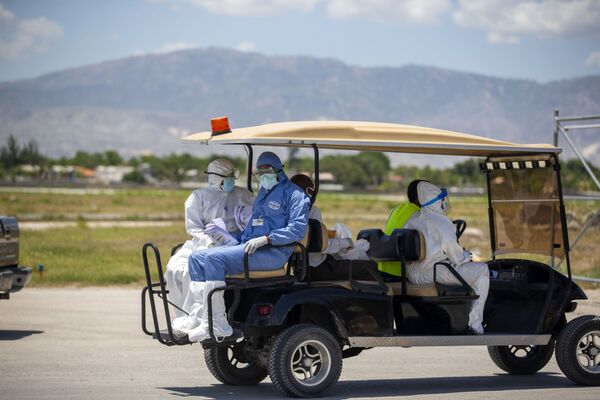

{"left": 172, "top": 280, "right": 207, "bottom": 333}
{"left": 187, "top": 281, "right": 233, "bottom": 342}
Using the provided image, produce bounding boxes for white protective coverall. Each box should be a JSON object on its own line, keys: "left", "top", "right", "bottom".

{"left": 307, "top": 206, "right": 354, "bottom": 266}
{"left": 404, "top": 181, "right": 489, "bottom": 334}
{"left": 164, "top": 159, "right": 255, "bottom": 321}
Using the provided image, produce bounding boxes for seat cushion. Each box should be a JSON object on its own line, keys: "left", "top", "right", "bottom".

{"left": 387, "top": 281, "right": 438, "bottom": 297}
{"left": 226, "top": 267, "right": 287, "bottom": 279}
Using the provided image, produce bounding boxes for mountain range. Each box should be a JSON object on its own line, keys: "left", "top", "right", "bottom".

{"left": 1, "top": 47, "right": 599, "bottom": 166}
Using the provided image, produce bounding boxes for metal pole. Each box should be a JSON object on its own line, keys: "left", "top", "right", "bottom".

{"left": 553, "top": 109, "right": 559, "bottom": 147}
{"left": 561, "top": 123, "right": 600, "bottom": 130}
{"left": 311, "top": 144, "right": 320, "bottom": 207}
{"left": 245, "top": 144, "right": 253, "bottom": 193}
{"left": 557, "top": 209, "right": 600, "bottom": 269}
{"left": 558, "top": 125, "right": 600, "bottom": 191}
{"left": 556, "top": 114, "right": 600, "bottom": 122}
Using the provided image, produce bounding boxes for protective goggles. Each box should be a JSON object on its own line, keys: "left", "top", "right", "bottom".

{"left": 422, "top": 188, "right": 448, "bottom": 207}
{"left": 254, "top": 167, "right": 280, "bottom": 177}
{"left": 204, "top": 169, "right": 239, "bottom": 179}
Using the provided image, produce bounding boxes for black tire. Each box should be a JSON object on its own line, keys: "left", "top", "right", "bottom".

{"left": 488, "top": 340, "right": 555, "bottom": 375}
{"left": 204, "top": 342, "right": 268, "bottom": 386}
{"left": 268, "top": 323, "right": 343, "bottom": 398}
{"left": 555, "top": 315, "right": 600, "bottom": 386}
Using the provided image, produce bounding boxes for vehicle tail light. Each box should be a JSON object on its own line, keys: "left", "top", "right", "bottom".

{"left": 258, "top": 305, "right": 272, "bottom": 316}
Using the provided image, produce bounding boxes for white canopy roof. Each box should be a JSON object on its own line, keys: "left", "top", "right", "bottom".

{"left": 183, "top": 120, "right": 560, "bottom": 156}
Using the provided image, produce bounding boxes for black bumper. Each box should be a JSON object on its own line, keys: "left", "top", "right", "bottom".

{"left": 0, "top": 266, "right": 33, "bottom": 299}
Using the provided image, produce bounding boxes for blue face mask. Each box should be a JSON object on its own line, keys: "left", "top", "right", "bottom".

{"left": 222, "top": 177, "right": 235, "bottom": 193}
{"left": 259, "top": 173, "right": 278, "bottom": 190}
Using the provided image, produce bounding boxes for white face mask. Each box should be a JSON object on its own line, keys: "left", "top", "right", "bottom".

{"left": 259, "top": 173, "right": 278, "bottom": 190}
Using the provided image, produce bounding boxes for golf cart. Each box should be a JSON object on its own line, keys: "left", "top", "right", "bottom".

{"left": 141, "top": 120, "right": 599, "bottom": 397}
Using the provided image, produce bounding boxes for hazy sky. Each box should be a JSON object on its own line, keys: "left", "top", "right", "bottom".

{"left": 1, "top": 0, "right": 599, "bottom": 83}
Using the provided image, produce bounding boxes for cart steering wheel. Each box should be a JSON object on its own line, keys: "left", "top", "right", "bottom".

{"left": 453, "top": 219, "right": 467, "bottom": 240}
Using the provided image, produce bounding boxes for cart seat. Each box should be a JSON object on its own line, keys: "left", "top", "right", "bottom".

{"left": 226, "top": 267, "right": 287, "bottom": 279}
{"left": 225, "top": 218, "right": 325, "bottom": 282}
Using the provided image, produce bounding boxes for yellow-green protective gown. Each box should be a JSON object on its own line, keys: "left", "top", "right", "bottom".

{"left": 377, "top": 202, "right": 420, "bottom": 277}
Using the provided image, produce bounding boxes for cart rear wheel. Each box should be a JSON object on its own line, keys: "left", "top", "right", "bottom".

{"left": 204, "top": 342, "right": 268, "bottom": 386}
{"left": 268, "top": 323, "right": 342, "bottom": 398}
{"left": 488, "top": 340, "right": 555, "bottom": 374}
{"left": 555, "top": 315, "right": 600, "bottom": 386}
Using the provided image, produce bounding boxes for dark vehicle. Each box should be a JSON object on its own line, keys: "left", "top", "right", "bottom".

{"left": 142, "top": 120, "right": 600, "bottom": 397}
{"left": 1, "top": 216, "right": 33, "bottom": 300}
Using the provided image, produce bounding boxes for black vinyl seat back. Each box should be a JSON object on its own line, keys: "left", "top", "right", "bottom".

{"left": 305, "top": 218, "right": 327, "bottom": 253}
{"left": 357, "top": 228, "right": 424, "bottom": 262}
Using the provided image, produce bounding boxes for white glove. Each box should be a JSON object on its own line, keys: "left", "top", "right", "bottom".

{"left": 342, "top": 238, "right": 353, "bottom": 249}
{"left": 244, "top": 236, "right": 269, "bottom": 254}
{"left": 333, "top": 223, "right": 353, "bottom": 239}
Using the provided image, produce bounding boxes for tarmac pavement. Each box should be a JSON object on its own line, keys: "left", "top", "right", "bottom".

{"left": 1, "top": 287, "right": 599, "bottom": 400}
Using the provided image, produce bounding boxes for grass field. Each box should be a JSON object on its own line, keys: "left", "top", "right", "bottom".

{"left": 2, "top": 187, "right": 599, "bottom": 286}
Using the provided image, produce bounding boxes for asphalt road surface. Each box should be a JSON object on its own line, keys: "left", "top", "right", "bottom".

{"left": 1, "top": 287, "right": 599, "bottom": 400}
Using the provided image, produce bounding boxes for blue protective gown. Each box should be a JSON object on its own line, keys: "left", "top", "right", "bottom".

{"left": 188, "top": 169, "right": 310, "bottom": 282}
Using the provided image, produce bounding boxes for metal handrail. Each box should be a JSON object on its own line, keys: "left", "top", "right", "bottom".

{"left": 141, "top": 242, "right": 190, "bottom": 346}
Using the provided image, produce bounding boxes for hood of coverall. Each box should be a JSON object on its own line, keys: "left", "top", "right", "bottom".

{"left": 417, "top": 181, "right": 448, "bottom": 215}
{"left": 256, "top": 151, "right": 287, "bottom": 183}
{"left": 206, "top": 158, "right": 235, "bottom": 190}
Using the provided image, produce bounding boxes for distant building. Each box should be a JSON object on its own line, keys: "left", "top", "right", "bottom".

{"left": 388, "top": 174, "right": 404, "bottom": 184}
{"left": 76, "top": 166, "right": 95, "bottom": 178}
{"left": 298, "top": 170, "right": 344, "bottom": 191}
{"left": 95, "top": 165, "right": 134, "bottom": 183}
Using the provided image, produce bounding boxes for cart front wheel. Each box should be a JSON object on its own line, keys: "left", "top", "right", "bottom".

{"left": 268, "top": 323, "right": 342, "bottom": 398}
{"left": 555, "top": 315, "right": 600, "bottom": 386}
{"left": 488, "top": 340, "right": 555, "bottom": 374}
{"left": 204, "top": 341, "right": 268, "bottom": 386}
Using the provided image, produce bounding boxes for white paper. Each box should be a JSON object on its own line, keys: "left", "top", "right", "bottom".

{"left": 208, "top": 218, "right": 239, "bottom": 245}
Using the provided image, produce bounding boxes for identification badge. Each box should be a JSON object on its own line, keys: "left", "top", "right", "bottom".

{"left": 252, "top": 218, "right": 264, "bottom": 227}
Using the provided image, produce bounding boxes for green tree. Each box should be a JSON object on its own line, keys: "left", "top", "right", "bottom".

{"left": 321, "top": 155, "right": 369, "bottom": 188}
{"left": 103, "top": 150, "right": 123, "bottom": 165}
{"left": 0, "top": 134, "right": 21, "bottom": 168}
{"left": 20, "top": 139, "right": 44, "bottom": 166}
{"left": 122, "top": 169, "right": 146, "bottom": 184}
{"left": 356, "top": 152, "right": 391, "bottom": 186}
{"left": 562, "top": 158, "right": 600, "bottom": 192}
{"left": 452, "top": 158, "right": 484, "bottom": 186}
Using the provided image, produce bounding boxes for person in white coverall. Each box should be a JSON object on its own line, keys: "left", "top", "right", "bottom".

{"left": 404, "top": 180, "right": 489, "bottom": 334}
{"left": 164, "top": 158, "right": 254, "bottom": 322}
